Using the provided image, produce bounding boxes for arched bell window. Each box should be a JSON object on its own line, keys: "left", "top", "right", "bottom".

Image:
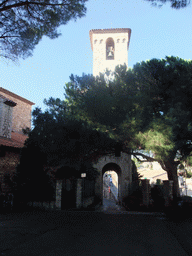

{"left": 106, "top": 37, "right": 114, "bottom": 60}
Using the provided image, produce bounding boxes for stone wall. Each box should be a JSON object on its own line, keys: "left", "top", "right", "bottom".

{"left": 76, "top": 179, "right": 82, "bottom": 208}
{"left": 55, "top": 180, "right": 62, "bottom": 210}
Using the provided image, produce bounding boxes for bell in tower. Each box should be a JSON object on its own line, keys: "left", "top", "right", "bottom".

{"left": 107, "top": 46, "right": 114, "bottom": 58}
{"left": 106, "top": 38, "right": 114, "bottom": 60}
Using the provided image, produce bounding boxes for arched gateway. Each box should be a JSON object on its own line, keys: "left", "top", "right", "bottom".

{"left": 55, "top": 153, "right": 132, "bottom": 210}
{"left": 55, "top": 28, "right": 133, "bottom": 210}
{"left": 93, "top": 152, "right": 132, "bottom": 205}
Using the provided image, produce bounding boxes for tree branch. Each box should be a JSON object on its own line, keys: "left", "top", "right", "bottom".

{"left": 0, "top": 36, "right": 20, "bottom": 38}
{"left": 0, "top": 1, "right": 70, "bottom": 12}
{"left": 0, "top": 0, "right": 9, "bottom": 8}
{"left": 132, "top": 152, "right": 157, "bottom": 162}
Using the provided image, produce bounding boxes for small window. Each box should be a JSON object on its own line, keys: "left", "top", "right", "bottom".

{"left": 94, "top": 39, "right": 97, "bottom": 44}
{"left": 100, "top": 39, "right": 103, "bottom": 44}
{"left": 122, "top": 38, "right": 126, "bottom": 43}
{"left": 117, "top": 39, "right": 120, "bottom": 43}
{"left": 106, "top": 38, "right": 114, "bottom": 60}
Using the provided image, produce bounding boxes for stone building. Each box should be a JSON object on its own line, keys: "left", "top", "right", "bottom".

{"left": 0, "top": 88, "right": 34, "bottom": 193}
{"left": 89, "top": 28, "right": 131, "bottom": 77}
{"left": 0, "top": 87, "right": 34, "bottom": 134}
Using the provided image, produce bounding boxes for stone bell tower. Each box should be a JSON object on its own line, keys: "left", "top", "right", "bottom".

{"left": 89, "top": 28, "right": 131, "bottom": 77}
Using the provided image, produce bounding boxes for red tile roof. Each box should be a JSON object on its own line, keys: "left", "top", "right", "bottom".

{"left": 0, "top": 132, "right": 28, "bottom": 148}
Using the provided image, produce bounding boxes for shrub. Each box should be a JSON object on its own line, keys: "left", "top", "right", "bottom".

{"left": 123, "top": 190, "right": 142, "bottom": 210}
{"left": 186, "top": 171, "right": 192, "bottom": 178}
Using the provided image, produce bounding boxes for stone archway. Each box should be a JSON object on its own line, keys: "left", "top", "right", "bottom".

{"left": 93, "top": 152, "right": 132, "bottom": 205}
{"left": 102, "top": 163, "right": 121, "bottom": 204}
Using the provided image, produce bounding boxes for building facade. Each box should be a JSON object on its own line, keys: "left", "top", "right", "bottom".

{"left": 0, "top": 88, "right": 35, "bottom": 193}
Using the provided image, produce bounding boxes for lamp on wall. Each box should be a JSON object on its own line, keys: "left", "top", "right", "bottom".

{"left": 81, "top": 173, "right": 86, "bottom": 178}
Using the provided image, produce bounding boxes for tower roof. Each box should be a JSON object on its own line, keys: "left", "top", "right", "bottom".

{"left": 89, "top": 28, "right": 131, "bottom": 50}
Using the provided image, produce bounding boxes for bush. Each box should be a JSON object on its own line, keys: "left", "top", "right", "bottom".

{"left": 156, "top": 179, "right": 162, "bottom": 185}
{"left": 186, "top": 171, "right": 192, "bottom": 178}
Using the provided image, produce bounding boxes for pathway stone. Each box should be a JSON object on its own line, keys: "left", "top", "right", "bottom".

{"left": 97, "top": 198, "right": 126, "bottom": 213}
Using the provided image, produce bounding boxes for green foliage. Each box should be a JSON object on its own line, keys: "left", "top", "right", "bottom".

{"left": 132, "top": 157, "right": 141, "bottom": 169}
{"left": 183, "top": 156, "right": 192, "bottom": 168}
{"left": 64, "top": 57, "right": 192, "bottom": 165}
{"left": 22, "top": 127, "right": 31, "bottom": 135}
{"left": 131, "top": 160, "right": 143, "bottom": 183}
{"left": 64, "top": 66, "right": 139, "bottom": 146}
{"left": 156, "top": 179, "right": 162, "bottom": 185}
{"left": 131, "top": 57, "right": 192, "bottom": 160}
{"left": 0, "top": 0, "right": 87, "bottom": 61}
{"left": 145, "top": 0, "right": 190, "bottom": 9}
{"left": 186, "top": 171, "right": 192, "bottom": 178}
{"left": 136, "top": 119, "right": 175, "bottom": 161}
{"left": 63, "top": 56, "right": 192, "bottom": 198}
{"left": 14, "top": 99, "right": 117, "bottom": 201}
{"left": 31, "top": 106, "right": 116, "bottom": 166}
{"left": 178, "top": 161, "right": 192, "bottom": 178}
{"left": 17, "top": 102, "right": 117, "bottom": 192}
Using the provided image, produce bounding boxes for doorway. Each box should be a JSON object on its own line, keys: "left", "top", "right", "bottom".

{"left": 61, "top": 177, "right": 76, "bottom": 210}
{"left": 102, "top": 163, "right": 121, "bottom": 206}
{"left": 103, "top": 171, "right": 118, "bottom": 201}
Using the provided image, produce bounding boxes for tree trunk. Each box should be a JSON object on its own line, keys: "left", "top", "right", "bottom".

{"left": 166, "top": 165, "right": 180, "bottom": 199}
{"left": 159, "top": 156, "right": 180, "bottom": 199}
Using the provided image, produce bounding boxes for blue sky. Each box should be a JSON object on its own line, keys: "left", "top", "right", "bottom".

{"left": 0, "top": 0, "right": 192, "bottom": 116}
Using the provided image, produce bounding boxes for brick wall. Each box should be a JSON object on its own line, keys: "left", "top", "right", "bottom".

{"left": 0, "top": 150, "right": 20, "bottom": 193}
{"left": 0, "top": 88, "right": 34, "bottom": 134}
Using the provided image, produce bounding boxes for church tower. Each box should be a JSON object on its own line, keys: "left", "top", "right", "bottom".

{"left": 89, "top": 28, "right": 131, "bottom": 77}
